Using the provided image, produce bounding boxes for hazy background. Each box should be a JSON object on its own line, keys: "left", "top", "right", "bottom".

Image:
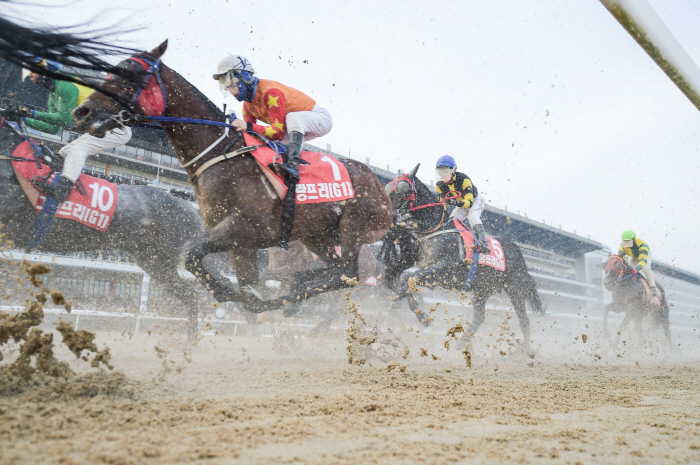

{"left": 6, "top": 0, "right": 700, "bottom": 271}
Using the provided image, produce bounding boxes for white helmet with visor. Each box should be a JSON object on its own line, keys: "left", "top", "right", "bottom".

{"left": 213, "top": 55, "right": 256, "bottom": 95}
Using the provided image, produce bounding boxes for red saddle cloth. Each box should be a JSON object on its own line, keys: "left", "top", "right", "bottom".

{"left": 243, "top": 133, "right": 354, "bottom": 204}
{"left": 452, "top": 219, "right": 506, "bottom": 272}
{"left": 11, "top": 141, "right": 118, "bottom": 232}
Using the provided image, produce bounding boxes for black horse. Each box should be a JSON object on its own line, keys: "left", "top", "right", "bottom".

{"left": 602, "top": 254, "right": 671, "bottom": 346}
{"left": 0, "top": 118, "right": 211, "bottom": 336}
{"left": 382, "top": 164, "right": 544, "bottom": 349}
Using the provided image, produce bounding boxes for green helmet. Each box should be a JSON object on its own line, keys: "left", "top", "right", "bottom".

{"left": 621, "top": 229, "right": 636, "bottom": 241}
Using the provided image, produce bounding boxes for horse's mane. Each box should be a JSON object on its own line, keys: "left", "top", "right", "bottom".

{"left": 412, "top": 176, "right": 438, "bottom": 204}
{"left": 169, "top": 67, "right": 224, "bottom": 119}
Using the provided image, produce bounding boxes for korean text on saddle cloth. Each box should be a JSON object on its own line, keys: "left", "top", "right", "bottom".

{"left": 242, "top": 133, "right": 354, "bottom": 204}
{"left": 11, "top": 141, "right": 117, "bottom": 232}
{"left": 453, "top": 219, "right": 506, "bottom": 272}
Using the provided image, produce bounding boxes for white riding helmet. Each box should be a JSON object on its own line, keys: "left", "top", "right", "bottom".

{"left": 213, "top": 55, "right": 256, "bottom": 94}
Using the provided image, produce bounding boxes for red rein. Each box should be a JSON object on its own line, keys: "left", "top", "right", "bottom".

{"left": 389, "top": 175, "right": 464, "bottom": 233}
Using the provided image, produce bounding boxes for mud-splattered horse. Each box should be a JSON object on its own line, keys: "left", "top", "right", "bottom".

{"left": 603, "top": 254, "right": 671, "bottom": 346}
{"left": 0, "top": 119, "right": 210, "bottom": 335}
{"left": 73, "top": 41, "right": 392, "bottom": 313}
{"left": 382, "top": 164, "right": 544, "bottom": 348}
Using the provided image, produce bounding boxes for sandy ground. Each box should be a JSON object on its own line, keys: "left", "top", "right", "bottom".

{"left": 2, "top": 287, "right": 700, "bottom": 465}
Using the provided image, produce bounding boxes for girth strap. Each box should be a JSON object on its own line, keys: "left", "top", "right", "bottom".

{"left": 189, "top": 144, "right": 264, "bottom": 183}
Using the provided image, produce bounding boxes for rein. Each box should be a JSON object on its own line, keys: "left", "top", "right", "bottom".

{"left": 103, "top": 54, "right": 291, "bottom": 181}
{"left": 390, "top": 174, "right": 463, "bottom": 234}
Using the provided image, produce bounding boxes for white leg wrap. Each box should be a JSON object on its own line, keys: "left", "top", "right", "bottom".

{"left": 60, "top": 126, "right": 132, "bottom": 181}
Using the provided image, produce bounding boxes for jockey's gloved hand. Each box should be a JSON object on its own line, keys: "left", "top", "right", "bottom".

{"left": 15, "top": 106, "right": 32, "bottom": 118}
{"left": 445, "top": 199, "right": 465, "bottom": 208}
{"left": 631, "top": 269, "right": 639, "bottom": 274}
{"left": 635, "top": 265, "right": 644, "bottom": 272}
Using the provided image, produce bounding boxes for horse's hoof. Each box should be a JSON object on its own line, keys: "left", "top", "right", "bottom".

{"left": 241, "top": 285, "right": 263, "bottom": 302}
{"left": 283, "top": 304, "right": 302, "bottom": 318}
{"left": 417, "top": 312, "right": 431, "bottom": 327}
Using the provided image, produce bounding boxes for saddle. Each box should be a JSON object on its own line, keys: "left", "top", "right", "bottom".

{"left": 633, "top": 274, "right": 661, "bottom": 306}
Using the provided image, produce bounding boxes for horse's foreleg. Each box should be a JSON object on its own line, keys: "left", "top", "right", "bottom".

{"left": 229, "top": 248, "right": 264, "bottom": 301}
{"left": 462, "top": 291, "right": 489, "bottom": 347}
{"left": 615, "top": 312, "right": 633, "bottom": 343}
{"left": 396, "top": 261, "right": 453, "bottom": 298}
{"left": 602, "top": 304, "right": 612, "bottom": 338}
{"left": 633, "top": 314, "right": 644, "bottom": 347}
{"left": 184, "top": 217, "right": 251, "bottom": 303}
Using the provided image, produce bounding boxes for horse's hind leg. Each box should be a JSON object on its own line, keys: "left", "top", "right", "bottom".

{"left": 462, "top": 291, "right": 489, "bottom": 347}
{"left": 510, "top": 293, "right": 531, "bottom": 348}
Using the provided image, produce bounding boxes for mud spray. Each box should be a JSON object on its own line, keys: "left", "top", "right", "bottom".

{"left": 0, "top": 258, "right": 125, "bottom": 397}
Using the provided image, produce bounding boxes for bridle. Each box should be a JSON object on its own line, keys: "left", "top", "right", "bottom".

{"left": 389, "top": 174, "right": 461, "bottom": 234}
{"left": 605, "top": 256, "right": 636, "bottom": 282}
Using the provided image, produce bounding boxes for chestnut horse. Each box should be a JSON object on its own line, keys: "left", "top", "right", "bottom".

{"left": 72, "top": 41, "right": 392, "bottom": 312}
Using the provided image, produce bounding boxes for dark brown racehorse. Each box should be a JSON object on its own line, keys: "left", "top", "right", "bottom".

{"left": 603, "top": 255, "right": 671, "bottom": 346}
{"left": 72, "top": 41, "right": 392, "bottom": 312}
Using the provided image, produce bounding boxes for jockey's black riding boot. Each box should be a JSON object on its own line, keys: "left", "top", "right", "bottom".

{"left": 473, "top": 224, "right": 491, "bottom": 255}
{"left": 279, "top": 131, "right": 305, "bottom": 182}
{"left": 32, "top": 176, "right": 74, "bottom": 203}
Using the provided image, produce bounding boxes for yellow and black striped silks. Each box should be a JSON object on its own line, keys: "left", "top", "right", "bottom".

{"left": 619, "top": 238, "right": 650, "bottom": 269}
{"left": 436, "top": 172, "right": 478, "bottom": 209}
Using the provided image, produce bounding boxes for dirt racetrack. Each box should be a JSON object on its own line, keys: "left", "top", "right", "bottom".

{"left": 2, "top": 318, "right": 700, "bottom": 465}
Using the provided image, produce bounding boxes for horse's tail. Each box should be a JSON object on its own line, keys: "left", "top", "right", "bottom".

{"left": 501, "top": 239, "right": 545, "bottom": 315}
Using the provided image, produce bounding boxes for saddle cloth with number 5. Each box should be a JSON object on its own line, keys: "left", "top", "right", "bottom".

{"left": 453, "top": 219, "right": 506, "bottom": 272}
{"left": 242, "top": 133, "right": 354, "bottom": 204}
{"left": 11, "top": 140, "right": 118, "bottom": 232}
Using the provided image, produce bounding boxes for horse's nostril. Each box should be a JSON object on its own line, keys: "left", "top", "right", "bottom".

{"left": 75, "top": 107, "right": 90, "bottom": 119}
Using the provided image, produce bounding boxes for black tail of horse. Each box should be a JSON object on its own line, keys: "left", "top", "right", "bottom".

{"left": 501, "top": 239, "right": 545, "bottom": 315}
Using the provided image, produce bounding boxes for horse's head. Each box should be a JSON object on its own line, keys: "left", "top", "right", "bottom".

{"left": 603, "top": 254, "right": 628, "bottom": 290}
{"left": 386, "top": 163, "right": 421, "bottom": 216}
{"left": 74, "top": 41, "right": 169, "bottom": 137}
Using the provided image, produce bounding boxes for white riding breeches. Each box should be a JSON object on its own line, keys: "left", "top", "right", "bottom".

{"left": 450, "top": 193, "right": 486, "bottom": 228}
{"left": 60, "top": 126, "right": 132, "bottom": 182}
{"left": 628, "top": 256, "right": 655, "bottom": 287}
{"left": 282, "top": 104, "right": 333, "bottom": 143}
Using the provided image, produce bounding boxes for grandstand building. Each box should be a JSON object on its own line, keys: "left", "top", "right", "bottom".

{"left": 2, "top": 59, "right": 699, "bottom": 330}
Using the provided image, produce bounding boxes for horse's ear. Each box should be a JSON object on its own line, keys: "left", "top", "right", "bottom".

{"left": 149, "top": 40, "right": 169, "bottom": 59}
{"left": 407, "top": 163, "right": 420, "bottom": 179}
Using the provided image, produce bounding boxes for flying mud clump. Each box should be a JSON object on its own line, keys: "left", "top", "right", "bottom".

{"left": 0, "top": 259, "right": 125, "bottom": 398}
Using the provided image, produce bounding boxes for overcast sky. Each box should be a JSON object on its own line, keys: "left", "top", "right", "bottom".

{"left": 8, "top": 0, "right": 700, "bottom": 272}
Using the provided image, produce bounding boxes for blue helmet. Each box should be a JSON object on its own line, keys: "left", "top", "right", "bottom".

{"left": 436, "top": 155, "right": 456, "bottom": 169}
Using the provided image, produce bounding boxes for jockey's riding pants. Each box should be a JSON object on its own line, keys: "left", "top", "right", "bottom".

{"left": 450, "top": 193, "right": 486, "bottom": 228}
{"left": 282, "top": 104, "right": 332, "bottom": 144}
{"left": 628, "top": 255, "right": 655, "bottom": 287}
{"left": 60, "top": 126, "right": 132, "bottom": 182}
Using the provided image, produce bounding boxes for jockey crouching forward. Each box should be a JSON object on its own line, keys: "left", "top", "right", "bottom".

{"left": 14, "top": 58, "right": 131, "bottom": 202}
{"left": 212, "top": 55, "right": 333, "bottom": 182}
{"left": 435, "top": 155, "right": 490, "bottom": 255}
{"left": 619, "top": 230, "right": 660, "bottom": 301}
